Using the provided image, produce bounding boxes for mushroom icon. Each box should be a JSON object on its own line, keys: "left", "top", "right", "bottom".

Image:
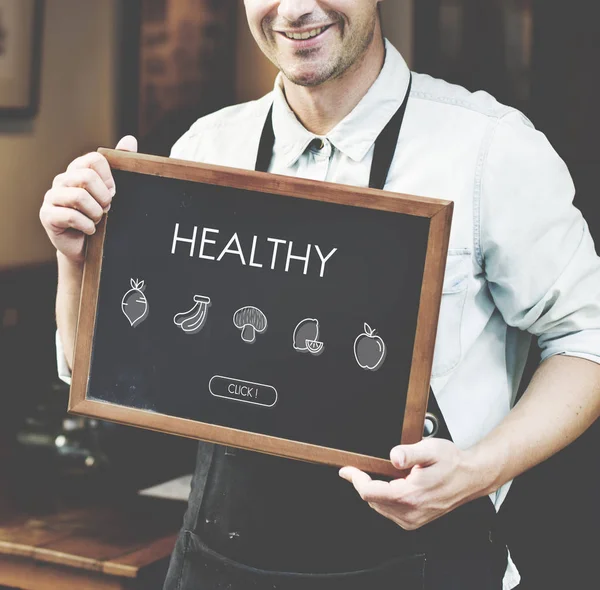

{"left": 233, "top": 306, "right": 268, "bottom": 343}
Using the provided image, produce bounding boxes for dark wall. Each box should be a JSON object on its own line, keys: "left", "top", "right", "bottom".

{"left": 530, "top": 0, "right": 600, "bottom": 243}
{"left": 505, "top": 4, "right": 600, "bottom": 588}
{"left": 0, "top": 264, "right": 58, "bottom": 441}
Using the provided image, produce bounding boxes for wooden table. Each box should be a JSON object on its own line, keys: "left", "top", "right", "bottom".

{"left": 0, "top": 495, "right": 184, "bottom": 589}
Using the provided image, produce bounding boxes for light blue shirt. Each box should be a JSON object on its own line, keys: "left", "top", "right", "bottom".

{"left": 59, "top": 40, "right": 600, "bottom": 590}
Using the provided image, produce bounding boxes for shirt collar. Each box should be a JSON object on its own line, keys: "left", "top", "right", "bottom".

{"left": 271, "top": 40, "right": 411, "bottom": 168}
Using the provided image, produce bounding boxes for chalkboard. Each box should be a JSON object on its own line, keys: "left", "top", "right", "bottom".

{"left": 70, "top": 150, "right": 453, "bottom": 476}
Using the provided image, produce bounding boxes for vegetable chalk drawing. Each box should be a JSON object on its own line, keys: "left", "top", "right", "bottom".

{"left": 233, "top": 306, "right": 268, "bottom": 343}
{"left": 121, "top": 279, "right": 149, "bottom": 327}
{"left": 293, "top": 318, "right": 324, "bottom": 356}
{"left": 354, "top": 323, "right": 386, "bottom": 371}
{"left": 174, "top": 295, "right": 211, "bottom": 334}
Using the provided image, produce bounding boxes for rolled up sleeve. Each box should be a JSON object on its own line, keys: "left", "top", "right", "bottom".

{"left": 480, "top": 110, "right": 600, "bottom": 365}
{"left": 56, "top": 330, "right": 72, "bottom": 385}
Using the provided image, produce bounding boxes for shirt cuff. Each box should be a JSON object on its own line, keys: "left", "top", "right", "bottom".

{"left": 559, "top": 351, "right": 600, "bottom": 365}
{"left": 56, "top": 330, "right": 72, "bottom": 385}
{"left": 539, "top": 330, "right": 600, "bottom": 366}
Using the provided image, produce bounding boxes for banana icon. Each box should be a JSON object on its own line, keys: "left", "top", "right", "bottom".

{"left": 174, "top": 295, "right": 211, "bottom": 334}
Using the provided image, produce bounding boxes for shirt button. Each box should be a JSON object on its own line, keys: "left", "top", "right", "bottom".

{"left": 311, "top": 138, "right": 325, "bottom": 150}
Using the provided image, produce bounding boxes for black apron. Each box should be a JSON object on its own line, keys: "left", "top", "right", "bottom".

{"left": 163, "top": 78, "right": 508, "bottom": 590}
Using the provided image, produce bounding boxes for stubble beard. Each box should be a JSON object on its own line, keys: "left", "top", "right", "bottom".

{"left": 270, "top": 14, "right": 377, "bottom": 88}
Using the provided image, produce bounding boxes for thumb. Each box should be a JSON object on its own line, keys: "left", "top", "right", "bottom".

{"left": 115, "top": 135, "right": 138, "bottom": 152}
{"left": 390, "top": 441, "right": 438, "bottom": 470}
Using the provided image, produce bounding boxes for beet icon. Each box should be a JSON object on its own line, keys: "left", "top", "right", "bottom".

{"left": 121, "top": 278, "right": 149, "bottom": 327}
{"left": 354, "top": 323, "right": 386, "bottom": 371}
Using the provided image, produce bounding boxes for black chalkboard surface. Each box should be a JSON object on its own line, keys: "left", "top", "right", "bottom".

{"left": 70, "top": 150, "right": 453, "bottom": 476}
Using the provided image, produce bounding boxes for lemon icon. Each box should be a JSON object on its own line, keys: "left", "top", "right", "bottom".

{"left": 293, "top": 318, "right": 324, "bottom": 356}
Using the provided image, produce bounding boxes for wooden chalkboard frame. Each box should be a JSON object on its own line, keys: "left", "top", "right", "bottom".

{"left": 69, "top": 149, "right": 453, "bottom": 477}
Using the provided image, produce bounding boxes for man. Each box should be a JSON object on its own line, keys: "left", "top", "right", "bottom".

{"left": 40, "top": 1, "right": 600, "bottom": 589}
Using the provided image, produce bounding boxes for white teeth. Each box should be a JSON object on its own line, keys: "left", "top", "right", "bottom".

{"left": 285, "top": 27, "right": 325, "bottom": 40}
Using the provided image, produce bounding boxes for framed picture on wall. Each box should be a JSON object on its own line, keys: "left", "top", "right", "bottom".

{"left": 0, "top": 0, "right": 43, "bottom": 116}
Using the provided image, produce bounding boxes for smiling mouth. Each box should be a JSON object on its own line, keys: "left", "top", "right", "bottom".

{"left": 279, "top": 25, "right": 332, "bottom": 41}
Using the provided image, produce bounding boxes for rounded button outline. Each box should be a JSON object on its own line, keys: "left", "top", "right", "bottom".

{"left": 209, "top": 375, "right": 278, "bottom": 408}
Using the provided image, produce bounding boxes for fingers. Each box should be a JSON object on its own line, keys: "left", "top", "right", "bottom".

{"left": 63, "top": 135, "right": 137, "bottom": 200}
{"left": 368, "top": 501, "right": 425, "bottom": 531}
{"left": 390, "top": 440, "right": 441, "bottom": 470}
{"left": 43, "top": 206, "right": 97, "bottom": 236}
{"left": 339, "top": 466, "right": 372, "bottom": 488}
{"left": 48, "top": 187, "right": 105, "bottom": 224}
{"left": 339, "top": 467, "right": 404, "bottom": 504}
{"left": 67, "top": 151, "right": 115, "bottom": 198}
{"left": 340, "top": 441, "right": 465, "bottom": 532}
{"left": 339, "top": 467, "right": 427, "bottom": 530}
{"left": 42, "top": 164, "right": 111, "bottom": 247}
{"left": 40, "top": 137, "right": 139, "bottom": 262}
{"left": 56, "top": 165, "right": 113, "bottom": 210}
{"left": 115, "top": 135, "right": 138, "bottom": 152}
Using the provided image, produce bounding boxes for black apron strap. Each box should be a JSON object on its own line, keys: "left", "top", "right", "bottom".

{"left": 369, "top": 75, "right": 412, "bottom": 191}
{"left": 255, "top": 104, "right": 275, "bottom": 174}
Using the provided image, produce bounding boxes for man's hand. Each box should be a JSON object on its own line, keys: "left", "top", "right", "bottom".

{"left": 340, "top": 356, "right": 600, "bottom": 532}
{"left": 339, "top": 439, "right": 485, "bottom": 530}
{"left": 42, "top": 136, "right": 138, "bottom": 369}
{"left": 39, "top": 135, "right": 138, "bottom": 263}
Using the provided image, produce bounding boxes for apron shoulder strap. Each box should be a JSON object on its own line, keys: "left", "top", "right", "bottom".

{"left": 255, "top": 103, "right": 275, "bottom": 174}
{"left": 369, "top": 75, "right": 412, "bottom": 191}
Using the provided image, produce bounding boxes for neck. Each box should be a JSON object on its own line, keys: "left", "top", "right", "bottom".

{"left": 281, "top": 35, "right": 386, "bottom": 136}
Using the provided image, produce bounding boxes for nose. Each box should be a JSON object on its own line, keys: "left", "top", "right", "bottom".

{"left": 277, "top": 0, "right": 319, "bottom": 23}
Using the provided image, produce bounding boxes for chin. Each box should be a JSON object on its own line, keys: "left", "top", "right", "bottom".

{"left": 282, "top": 63, "right": 338, "bottom": 87}
{"left": 284, "top": 73, "right": 324, "bottom": 87}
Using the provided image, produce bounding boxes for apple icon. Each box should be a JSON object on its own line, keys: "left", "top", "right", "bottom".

{"left": 354, "top": 323, "right": 386, "bottom": 371}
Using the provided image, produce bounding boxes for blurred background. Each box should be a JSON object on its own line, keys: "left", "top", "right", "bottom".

{"left": 0, "top": 1, "right": 597, "bottom": 588}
